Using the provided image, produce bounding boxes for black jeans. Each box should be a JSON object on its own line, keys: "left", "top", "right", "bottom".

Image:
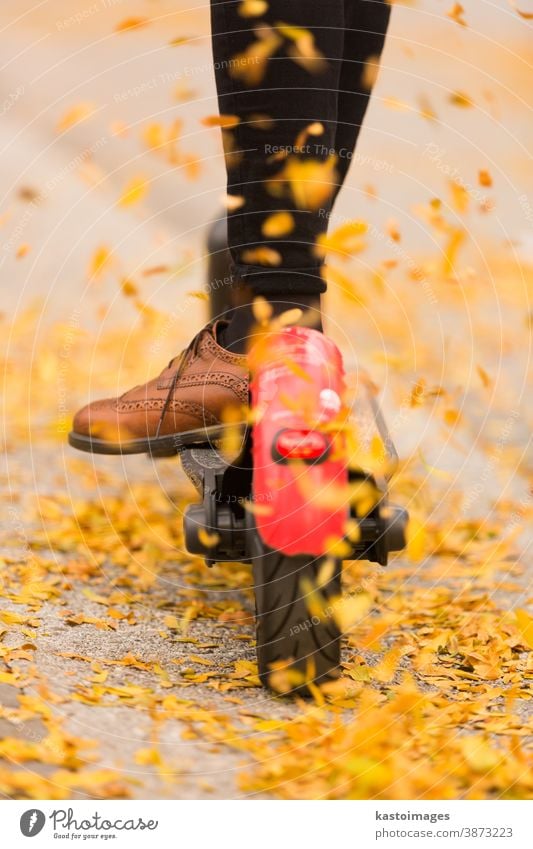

{"left": 210, "top": 0, "right": 391, "bottom": 296}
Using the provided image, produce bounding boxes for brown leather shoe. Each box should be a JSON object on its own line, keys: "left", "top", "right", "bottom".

{"left": 68, "top": 321, "right": 248, "bottom": 456}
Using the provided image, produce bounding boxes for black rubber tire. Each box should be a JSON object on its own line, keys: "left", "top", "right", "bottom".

{"left": 251, "top": 533, "right": 342, "bottom": 695}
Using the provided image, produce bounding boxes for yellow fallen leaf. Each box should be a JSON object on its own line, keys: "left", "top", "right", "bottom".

{"left": 515, "top": 609, "right": 533, "bottom": 650}
{"left": 134, "top": 748, "right": 161, "bottom": 766}
{"left": 87, "top": 245, "right": 112, "bottom": 279}
{"left": 372, "top": 649, "right": 402, "bottom": 683}
{"left": 333, "top": 592, "right": 372, "bottom": 632}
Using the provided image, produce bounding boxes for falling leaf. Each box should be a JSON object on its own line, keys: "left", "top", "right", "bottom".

{"left": 115, "top": 17, "right": 149, "bottom": 33}
{"left": 118, "top": 175, "right": 150, "bottom": 208}
{"left": 478, "top": 169, "right": 493, "bottom": 187}
{"left": 239, "top": 1, "right": 268, "bottom": 17}
{"left": 276, "top": 21, "right": 326, "bottom": 73}
{"left": 56, "top": 102, "right": 96, "bottom": 132}
{"left": 449, "top": 91, "right": 474, "bottom": 108}
{"left": 418, "top": 95, "right": 438, "bottom": 122}
{"left": 476, "top": 364, "right": 492, "bottom": 387}
{"left": 324, "top": 265, "right": 366, "bottom": 306}
{"left": 198, "top": 529, "right": 221, "bottom": 548}
{"left": 87, "top": 245, "right": 112, "bottom": 279}
{"left": 508, "top": 1, "right": 533, "bottom": 18}
{"left": 514, "top": 609, "right": 533, "bottom": 649}
{"left": 361, "top": 54, "right": 381, "bottom": 90}
{"left": 222, "top": 193, "right": 245, "bottom": 211}
{"left": 269, "top": 156, "right": 338, "bottom": 210}
{"left": 386, "top": 219, "right": 401, "bottom": 242}
{"left": 261, "top": 211, "right": 294, "bottom": 238}
{"left": 230, "top": 32, "right": 282, "bottom": 86}
{"left": 252, "top": 296, "right": 273, "bottom": 325}
{"left": 316, "top": 219, "right": 367, "bottom": 258}
{"left": 406, "top": 516, "right": 426, "bottom": 561}
{"left": 249, "top": 113, "right": 276, "bottom": 130}
{"left": 383, "top": 96, "right": 410, "bottom": 112}
{"left": 444, "top": 408, "right": 461, "bottom": 426}
{"left": 446, "top": 3, "right": 467, "bottom": 25}
{"left": 201, "top": 114, "right": 241, "bottom": 129}
{"left": 294, "top": 122, "right": 325, "bottom": 150}
{"left": 16, "top": 243, "right": 30, "bottom": 259}
{"left": 443, "top": 227, "right": 466, "bottom": 274}
{"left": 142, "top": 123, "right": 166, "bottom": 150}
{"left": 241, "top": 246, "right": 282, "bottom": 266}
{"left": 168, "top": 36, "right": 193, "bottom": 47}
{"left": 121, "top": 279, "right": 138, "bottom": 297}
{"left": 450, "top": 181, "right": 469, "bottom": 213}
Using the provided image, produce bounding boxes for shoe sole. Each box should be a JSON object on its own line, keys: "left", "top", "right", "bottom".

{"left": 67, "top": 423, "right": 245, "bottom": 457}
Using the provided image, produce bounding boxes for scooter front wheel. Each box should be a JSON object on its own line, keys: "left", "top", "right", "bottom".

{"left": 251, "top": 531, "right": 342, "bottom": 695}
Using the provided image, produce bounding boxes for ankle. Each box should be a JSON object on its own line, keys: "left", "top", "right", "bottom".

{"left": 221, "top": 295, "right": 323, "bottom": 354}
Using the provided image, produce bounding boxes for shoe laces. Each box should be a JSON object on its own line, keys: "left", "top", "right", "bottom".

{"left": 156, "top": 323, "right": 213, "bottom": 437}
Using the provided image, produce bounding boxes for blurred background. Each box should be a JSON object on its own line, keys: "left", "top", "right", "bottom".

{"left": 1, "top": 0, "right": 531, "bottom": 496}
{"left": 0, "top": 0, "right": 532, "bottom": 802}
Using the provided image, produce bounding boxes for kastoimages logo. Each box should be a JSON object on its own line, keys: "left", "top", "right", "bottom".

{"left": 20, "top": 809, "right": 46, "bottom": 837}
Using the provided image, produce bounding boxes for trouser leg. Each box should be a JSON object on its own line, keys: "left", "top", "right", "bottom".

{"left": 210, "top": 0, "right": 346, "bottom": 296}
{"left": 209, "top": 0, "right": 391, "bottom": 350}
{"left": 333, "top": 0, "right": 391, "bottom": 195}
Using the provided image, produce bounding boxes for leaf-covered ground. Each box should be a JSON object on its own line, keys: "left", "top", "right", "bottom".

{"left": 0, "top": 0, "right": 532, "bottom": 800}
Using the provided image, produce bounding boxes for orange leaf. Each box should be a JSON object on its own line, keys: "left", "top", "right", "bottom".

{"left": 261, "top": 211, "right": 294, "bottom": 238}
{"left": 478, "top": 169, "right": 493, "bottom": 187}
{"left": 115, "top": 17, "right": 149, "bottom": 32}
{"left": 201, "top": 114, "right": 241, "bottom": 129}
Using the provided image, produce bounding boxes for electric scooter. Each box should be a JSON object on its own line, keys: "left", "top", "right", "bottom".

{"left": 181, "top": 219, "right": 408, "bottom": 694}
